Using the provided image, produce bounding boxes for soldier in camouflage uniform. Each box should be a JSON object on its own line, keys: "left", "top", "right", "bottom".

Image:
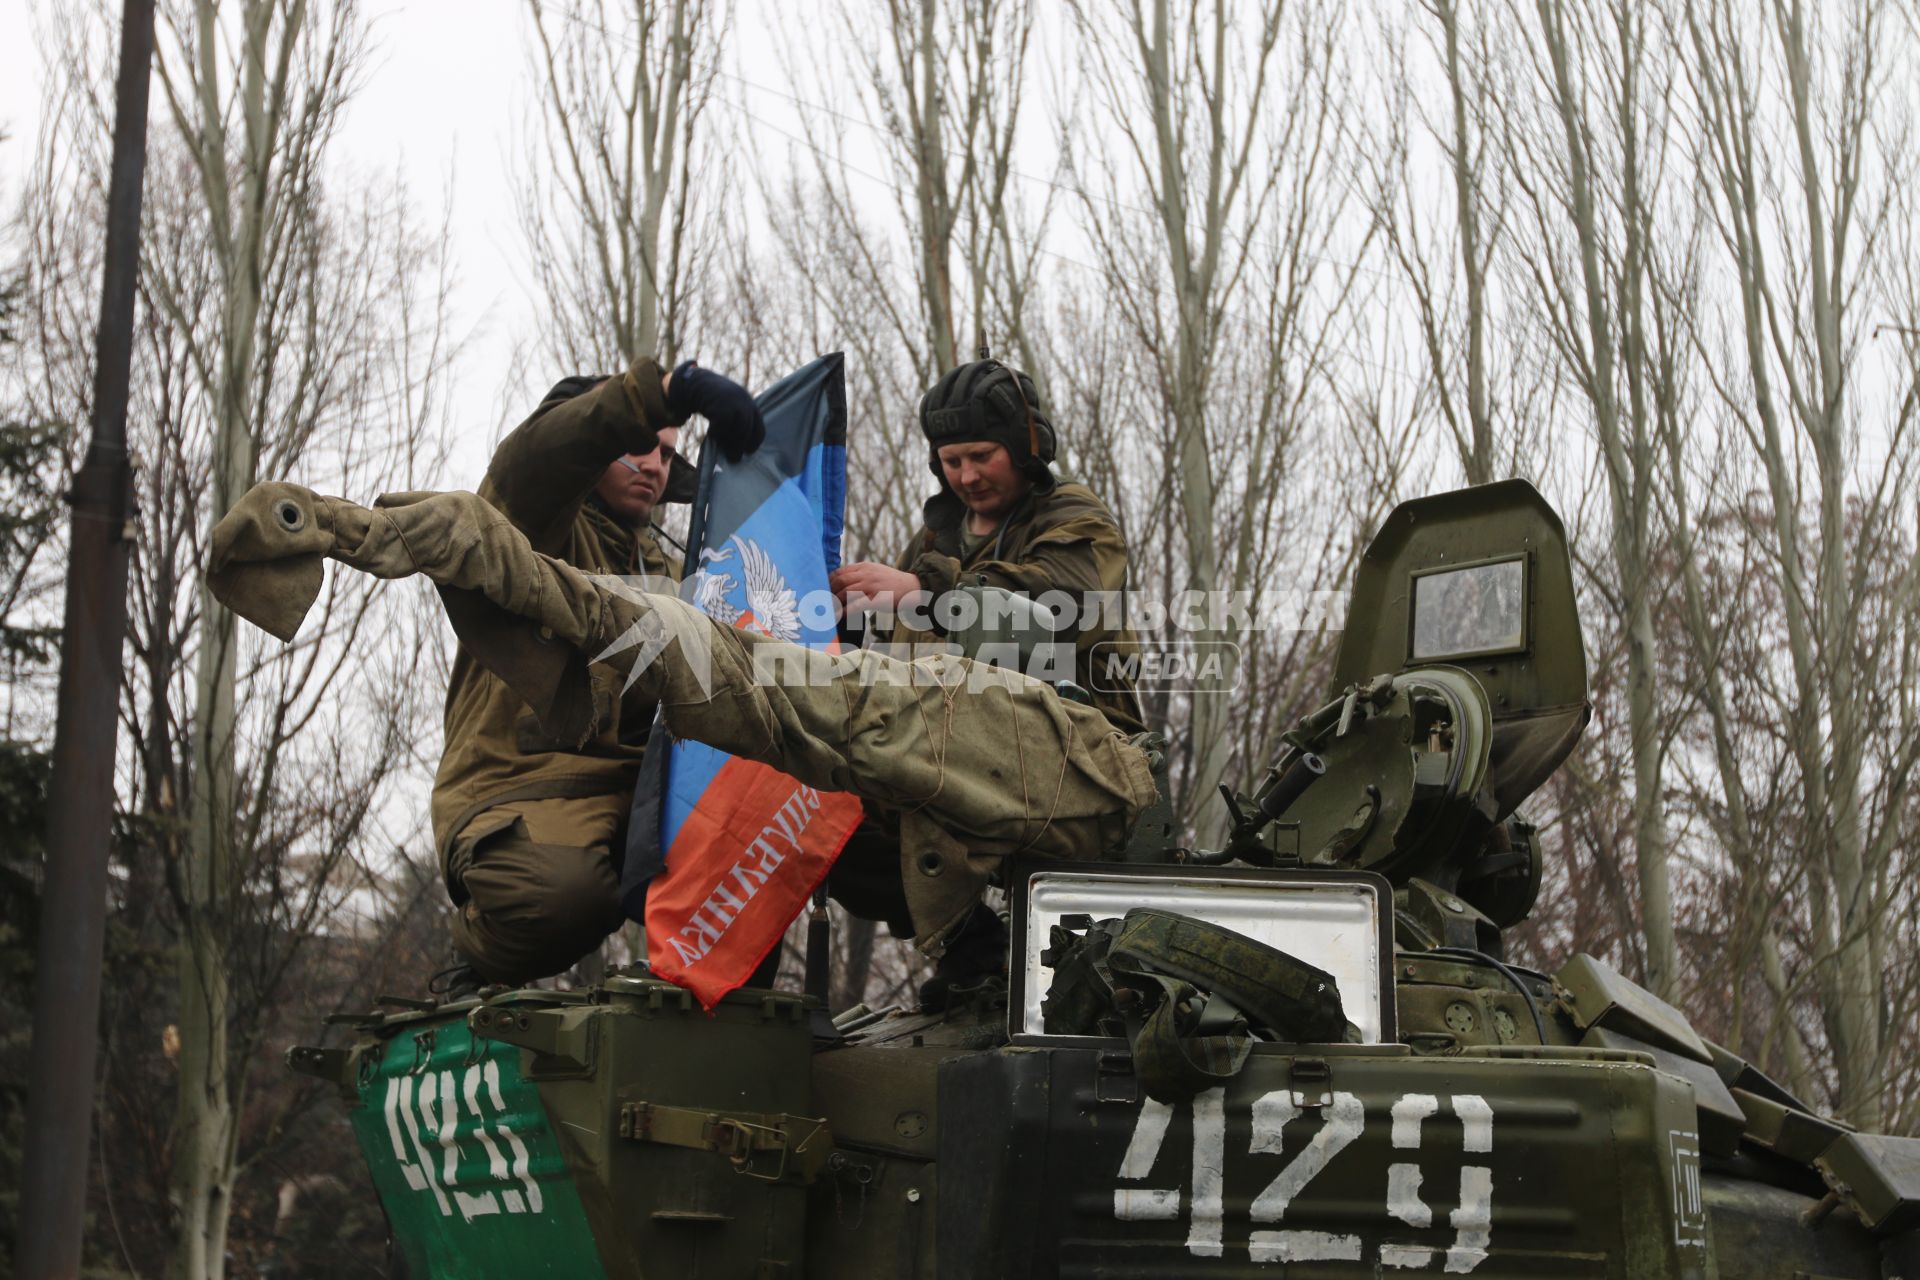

{"left": 428, "top": 357, "right": 764, "bottom": 984}
{"left": 830, "top": 358, "right": 1143, "bottom": 734}
{"left": 828, "top": 359, "right": 1146, "bottom": 993}
{"left": 205, "top": 482, "right": 1156, "bottom": 957}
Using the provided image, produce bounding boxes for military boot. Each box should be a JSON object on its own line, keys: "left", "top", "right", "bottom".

{"left": 919, "top": 903, "right": 1009, "bottom": 1011}
{"left": 427, "top": 961, "right": 483, "bottom": 1002}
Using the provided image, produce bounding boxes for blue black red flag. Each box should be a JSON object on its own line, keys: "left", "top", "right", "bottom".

{"left": 621, "top": 354, "right": 864, "bottom": 1006}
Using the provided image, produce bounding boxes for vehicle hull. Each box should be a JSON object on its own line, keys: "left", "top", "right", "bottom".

{"left": 316, "top": 981, "right": 1890, "bottom": 1279}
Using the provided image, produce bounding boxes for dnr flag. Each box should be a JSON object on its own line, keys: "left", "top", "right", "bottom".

{"left": 622, "top": 354, "right": 863, "bottom": 1007}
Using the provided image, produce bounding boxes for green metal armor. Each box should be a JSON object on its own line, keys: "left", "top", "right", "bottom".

{"left": 281, "top": 479, "right": 1918, "bottom": 1279}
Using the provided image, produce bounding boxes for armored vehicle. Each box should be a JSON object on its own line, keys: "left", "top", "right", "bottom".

{"left": 293, "top": 480, "right": 1920, "bottom": 1278}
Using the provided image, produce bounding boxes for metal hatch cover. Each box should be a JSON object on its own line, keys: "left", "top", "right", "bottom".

{"left": 1336, "top": 477, "right": 1588, "bottom": 718}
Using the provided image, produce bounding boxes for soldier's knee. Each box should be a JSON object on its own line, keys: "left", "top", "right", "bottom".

{"left": 453, "top": 827, "right": 624, "bottom": 983}
{"left": 534, "top": 848, "right": 625, "bottom": 940}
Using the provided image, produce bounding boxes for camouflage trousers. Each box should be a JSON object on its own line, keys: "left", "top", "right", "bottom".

{"left": 209, "top": 484, "right": 1158, "bottom": 944}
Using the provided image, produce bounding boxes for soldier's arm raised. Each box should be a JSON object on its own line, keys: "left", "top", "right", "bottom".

{"left": 484, "top": 357, "right": 684, "bottom": 553}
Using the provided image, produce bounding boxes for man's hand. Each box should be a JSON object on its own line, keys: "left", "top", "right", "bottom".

{"left": 664, "top": 361, "right": 767, "bottom": 463}
{"left": 830, "top": 562, "right": 923, "bottom": 614}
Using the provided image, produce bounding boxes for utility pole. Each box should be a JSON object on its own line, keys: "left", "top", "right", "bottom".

{"left": 14, "top": 1, "right": 155, "bottom": 1275}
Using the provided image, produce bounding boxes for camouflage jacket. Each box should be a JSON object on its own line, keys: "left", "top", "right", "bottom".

{"left": 896, "top": 480, "right": 1146, "bottom": 735}
{"left": 431, "top": 358, "right": 684, "bottom": 888}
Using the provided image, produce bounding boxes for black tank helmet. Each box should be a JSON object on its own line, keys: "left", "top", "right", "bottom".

{"left": 918, "top": 358, "right": 1058, "bottom": 489}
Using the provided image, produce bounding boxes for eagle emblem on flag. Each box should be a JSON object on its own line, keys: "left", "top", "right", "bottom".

{"left": 621, "top": 354, "right": 864, "bottom": 1008}
{"left": 691, "top": 535, "right": 803, "bottom": 643}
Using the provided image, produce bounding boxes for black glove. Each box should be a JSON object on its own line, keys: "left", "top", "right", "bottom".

{"left": 665, "top": 361, "right": 766, "bottom": 463}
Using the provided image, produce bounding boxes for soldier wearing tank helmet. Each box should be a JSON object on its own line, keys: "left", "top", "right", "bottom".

{"left": 826, "top": 357, "right": 1146, "bottom": 998}
{"left": 830, "top": 356, "right": 1145, "bottom": 736}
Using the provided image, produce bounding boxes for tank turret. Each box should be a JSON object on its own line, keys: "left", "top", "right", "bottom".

{"left": 1213, "top": 480, "right": 1587, "bottom": 950}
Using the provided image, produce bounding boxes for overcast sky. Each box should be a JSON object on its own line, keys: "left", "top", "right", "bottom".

{"left": 1, "top": 3, "right": 502, "bottom": 478}
{"left": 1, "top": 1, "right": 1432, "bottom": 486}
{"left": 0, "top": 0, "right": 830, "bottom": 483}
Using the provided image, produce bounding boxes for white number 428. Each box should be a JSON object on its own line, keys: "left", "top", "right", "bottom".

{"left": 1113, "top": 1088, "right": 1494, "bottom": 1273}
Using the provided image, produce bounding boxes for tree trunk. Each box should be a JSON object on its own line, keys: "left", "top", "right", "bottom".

{"left": 1439, "top": 0, "right": 1493, "bottom": 484}
{"left": 1520, "top": 0, "right": 1676, "bottom": 995}
{"left": 166, "top": 2, "right": 285, "bottom": 1272}
{"left": 911, "top": 0, "right": 958, "bottom": 370}
{"left": 173, "top": 306, "right": 255, "bottom": 1280}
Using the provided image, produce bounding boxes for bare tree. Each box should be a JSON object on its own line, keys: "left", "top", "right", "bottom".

{"left": 1498, "top": 0, "right": 1685, "bottom": 998}
{"left": 1065, "top": 0, "right": 1380, "bottom": 842}
{"left": 737, "top": 0, "right": 1053, "bottom": 599}
{"left": 21, "top": 2, "right": 456, "bottom": 1273}
{"left": 1362, "top": 0, "right": 1524, "bottom": 485}
{"left": 148, "top": 5, "right": 360, "bottom": 1268}
{"left": 517, "top": 0, "right": 722, "bottom": 371}
{"left": 768, "top": 0, "right": 1047, "bottom": 386}
{"left": 857, "top": 0, "right": 1052, "bottom": 386}
{"left": 1065, "top": 0, "right": 1280, "bottom": 841}
{"left": 1677, "top": 0, "right": 1920, "bottom": 1128}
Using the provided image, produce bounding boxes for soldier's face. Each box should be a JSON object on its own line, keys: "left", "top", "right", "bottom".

{"left": 595, "top": 426, "right": 679, "bottom": 527}
{"left": 938, "top": 440, "right": 1029, "bottom": 522}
